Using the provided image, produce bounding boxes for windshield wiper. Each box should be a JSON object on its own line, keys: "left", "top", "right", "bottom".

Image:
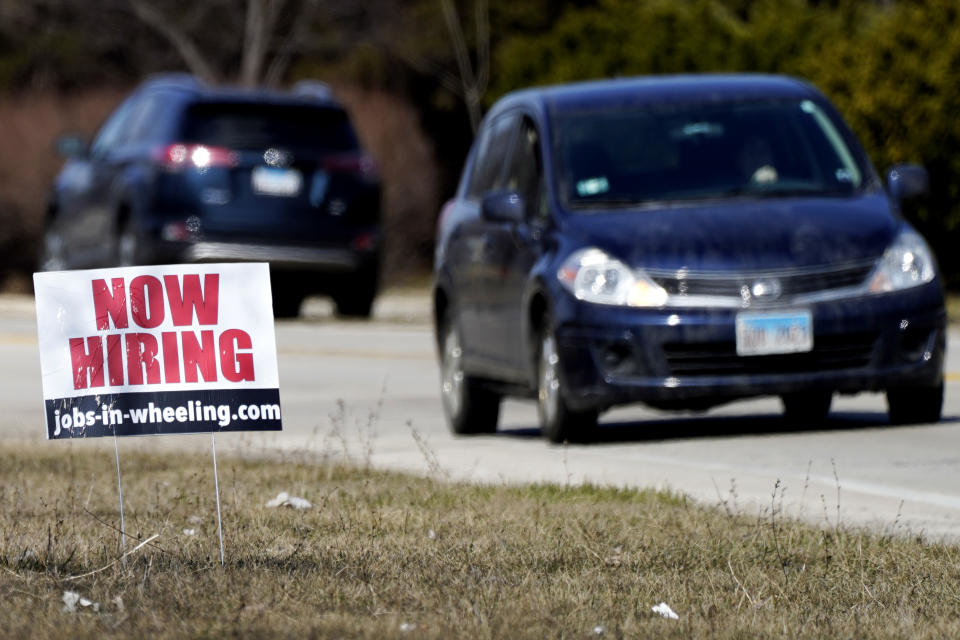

{"left": 569, "top": 197, "right": 645, "bottom": 208}
{"left": 701, "top": 186, "right": 855, "bottom": 199}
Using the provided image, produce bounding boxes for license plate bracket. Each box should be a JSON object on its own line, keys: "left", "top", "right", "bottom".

{"left": 251, "top": 166, "right": 302, "bottom": 197}
{"left": 735, "top": 310, "right": 813, "bottom": 356}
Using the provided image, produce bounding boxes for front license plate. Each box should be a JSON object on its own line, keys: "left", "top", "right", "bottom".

{"left": 252, "top": 166, "right": 302, "bottom": 197}
{"left": 735, "top": 310, "right": 813, "bottom": 356}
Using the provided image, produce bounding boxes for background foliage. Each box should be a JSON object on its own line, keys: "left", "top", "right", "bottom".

{"left": 0, "top": 0, "right": 957, "bottom": 284}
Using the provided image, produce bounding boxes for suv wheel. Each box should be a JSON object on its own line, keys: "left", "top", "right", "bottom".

{"left": 116, "top": 219, "right": 139, "bottom": 266}
{"left": 439, "top": 316, "right": 499, "bottom": 434}
{"left": 272, "top": 291, "right": 303, "bottom": 319}
{"left": 887, "top": 382, "right": 943, "bottom": 425}
{"left": 333, "top": 270, "right": 378, "bottom": 319}
{"left": 333, "top": 287, "right": 375, "bottom": 318}
{"left": 39, "top": 230, "right": 66, "bottom": 271}
{"left": 781, "top": 390, "right": 833, "bottom": 423}
{"left": 537, "top": 322, "right": 597, "bottom": 443}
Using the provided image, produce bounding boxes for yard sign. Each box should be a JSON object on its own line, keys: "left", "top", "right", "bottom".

{"left": 34, "top": 263, "right": 282, "bottom": 439}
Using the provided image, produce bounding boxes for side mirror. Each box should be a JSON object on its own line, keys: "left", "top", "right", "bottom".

{"left": 56, "top": 135, "right": 88, "bottom": 159}
{"left": 481, "top": 191, "right": 525, "bottom": 223}
{"left": 887, "top": 164, "right": 929, "bottom": 204}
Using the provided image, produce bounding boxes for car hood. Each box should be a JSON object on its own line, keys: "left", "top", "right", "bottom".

{"left": 561, "top": 193, "right": 898, "bottom": 272}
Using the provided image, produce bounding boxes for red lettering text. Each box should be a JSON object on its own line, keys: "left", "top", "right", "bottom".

{"left": 69, "top": 336, "right": 104, "bottom": 390}
{"left": 183, "top": 330, "right": 217, "bottom": 383}
{"left": 219, "top": 329, "right": 255, "bottom": 382}
{"left": 125, "top": 333, "right": 161, "bottom": 385}
{"left": 129, "top": 276, "right": 165, "bottom": 328}
{"left": 164, "top": 274, "right": 219, "bottom": 326}
{"left": 92, "top": 278, "right": 127, "bottom": 330}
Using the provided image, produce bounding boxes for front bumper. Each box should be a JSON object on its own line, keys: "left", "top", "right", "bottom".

{"left": 551, "top": 283, "right": 946, "bottom": 412}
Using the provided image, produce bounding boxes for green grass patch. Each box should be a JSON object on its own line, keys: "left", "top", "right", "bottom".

{"left": 2, "top": 441, "right": 960, "bottom": 638}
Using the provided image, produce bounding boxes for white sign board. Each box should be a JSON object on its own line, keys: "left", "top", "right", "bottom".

{"left": 34, "top": 263, "right": 281, "bottom": 439}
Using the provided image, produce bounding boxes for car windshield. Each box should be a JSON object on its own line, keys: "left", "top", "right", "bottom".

{"left": 181, "top": 102, "right": 359, "bottom": 151}
{"left": 556, "top": 99, "right": 866, "bottom": 208}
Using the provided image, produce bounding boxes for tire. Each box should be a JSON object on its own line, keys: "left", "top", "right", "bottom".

{"left": 333, "top": 287, "right": 375, "bottom": 318}
{"left": 781, "top": 390, "right": 833, "bottom": 423}
{"left": 272, "top": 290, "right": 303, "bottom": 319}
{"left": 887, "top": 382, "right": 943, "bottom": 425}
{"left": 439, "top": 315, "right": 500, "bottom": 435}
{"left": 333, "top": 270, "right": 378, "bottom": 319}
{"left": 536, "top": 320, "right": 598, "bottom": 443}
{"left": 116, "top": 218, "right": 140, "bottom": 267}
{"left": 39, "top": 230, "right": 67, "bottom": 271}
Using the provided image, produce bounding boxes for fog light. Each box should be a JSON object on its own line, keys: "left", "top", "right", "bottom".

{"left": 599, "top": 341, "right": 637, "bottom": 376}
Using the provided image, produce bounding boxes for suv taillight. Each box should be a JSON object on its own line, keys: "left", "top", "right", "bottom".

{"left": 155, "top": 143, "right": 238, "bottom": 171}
{"left": 322, "top": 153, "right": 378, "bottom": 179}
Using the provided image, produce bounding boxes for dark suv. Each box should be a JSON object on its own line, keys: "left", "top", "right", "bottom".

{"left": 42, "top": 75, "right": 382, "bottom": 317}
{"left": 434, "top": 74, "right": 945, "bottom": 443}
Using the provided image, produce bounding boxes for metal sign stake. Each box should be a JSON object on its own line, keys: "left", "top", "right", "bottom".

{"left": 113, "top": 433, "right": 127, "bottom": 566}
{"left": 211, "top": 432, "right": 225, "bottom": 566}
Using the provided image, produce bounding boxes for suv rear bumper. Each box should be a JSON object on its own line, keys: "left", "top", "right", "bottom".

{"left": 184, "top": 242, "right": 364, "bottom": 271}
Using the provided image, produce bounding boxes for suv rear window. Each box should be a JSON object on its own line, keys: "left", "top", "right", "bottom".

{"left": 180, "top": 102, "right": 359, "bottom": 151}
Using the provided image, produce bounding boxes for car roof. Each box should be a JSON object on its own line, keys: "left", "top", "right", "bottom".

{"left": 494, "top": 73, "right": 821, "bottom": 117}
{"left": 138, "top": 74, "right": 345, "bottom": 110}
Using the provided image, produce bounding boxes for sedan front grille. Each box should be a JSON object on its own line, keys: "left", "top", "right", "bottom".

{"left": 662, "top": 332, "right": 878, "bottom": 377}
{"left": 650, "top": 261, "right": 875, "bottom": 298}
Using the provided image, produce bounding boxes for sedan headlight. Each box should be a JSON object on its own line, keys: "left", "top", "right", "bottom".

{"left": 558, "top": 248, "right": 668, "bottom": 307}
{"left": 868, "top": 229, "right": 937, "bottom": 293}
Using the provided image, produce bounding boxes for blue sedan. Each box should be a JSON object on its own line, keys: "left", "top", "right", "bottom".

{"left": 433, "top": 74, "right": 945, "bottom": 442}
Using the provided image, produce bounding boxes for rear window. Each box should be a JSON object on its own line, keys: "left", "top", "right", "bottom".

{"left": 180, "top": 102, "right": 359, "bottom": 151}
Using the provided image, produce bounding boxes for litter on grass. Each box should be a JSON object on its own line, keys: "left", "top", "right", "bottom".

{"left": 652, "top": 602, "right": 679, "bottom": 619}
{"left": 183, "top": 528, "right": 197, "bottom": 536}
{"left": 604, "top": 545, "right": 623, "bottom": 567}
{"left": 62, "top": 591, "right": 99, "bottom": 613}
{"left": 265, "top": 492, "right": 312, "bottom": 509}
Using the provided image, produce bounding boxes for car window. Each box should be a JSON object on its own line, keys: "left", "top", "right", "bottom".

{"left": 125, "top": 92, "right": 177, "bottom": 144}
{"left": 466, "top": 113, "right": 519, "bottom": 199}
{"left": 180, "top": 102, "right": 359, "bottom": 151}
{"left": 555, "top": 98, "right": 866, "bottom": 209}
{"left": 503, "top": 117, "right": 545, "bottom": 220}
{"left": 90, "top": 96, "right": 139, "bottom": 156}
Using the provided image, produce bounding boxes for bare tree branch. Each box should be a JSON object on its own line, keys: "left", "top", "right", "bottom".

{"left": 241, "top": 0, "right": 286, "bottom": 87}
{"left": 438, "top": 0, "right": 474, "bottom": 89}
{"left": 474, "top": 0, "right": 489, "bottom": 94}
{"left": 388, "top": 45, "right": 466, "bottom": 98}
{"left": 439, "top": 0, "right": 488, "bottom": 133}
{"left": 128, "top": 0, "right": 220, "bottom": 84}
{"left": 263, "top": 0, "right": 321, "bottom": 87}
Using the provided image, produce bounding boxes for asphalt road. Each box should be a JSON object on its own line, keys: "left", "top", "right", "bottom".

{"left": 6, "top": 291, "right": 960, "bottom": 540}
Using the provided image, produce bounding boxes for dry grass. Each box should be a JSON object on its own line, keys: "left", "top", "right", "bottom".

{"left": 1, "top": 440, "right": 960, "bottom": 639}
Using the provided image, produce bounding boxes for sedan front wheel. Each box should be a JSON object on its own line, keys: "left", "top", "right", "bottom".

{"left": 537, "top": 325, "right": 597, "bottom": 443}
{"left": 439, "top": 318, "right": 500, "bottom": 435}
{"left": 887, "top": 382, "right": 943, "bottom": 425}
